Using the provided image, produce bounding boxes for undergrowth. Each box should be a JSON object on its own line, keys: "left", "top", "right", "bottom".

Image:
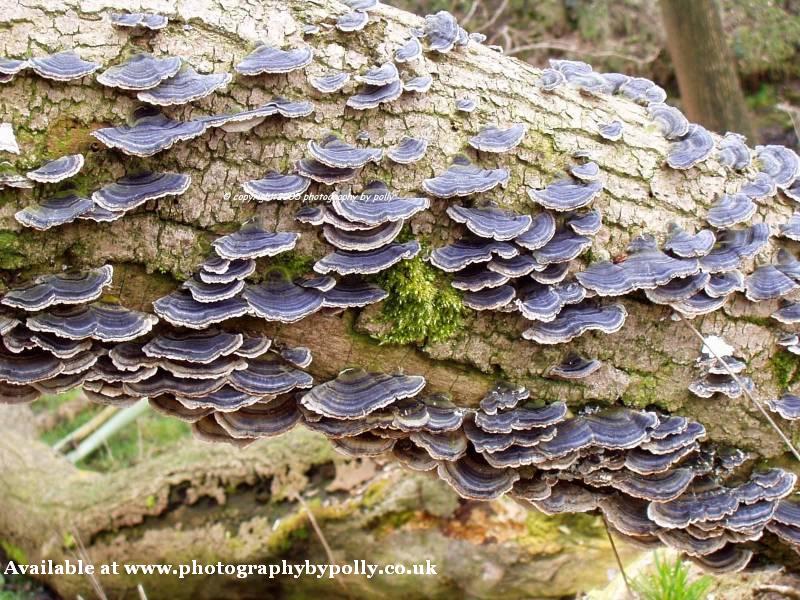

{"left": 632, "top": 553, "right": 712, "bottom": 600}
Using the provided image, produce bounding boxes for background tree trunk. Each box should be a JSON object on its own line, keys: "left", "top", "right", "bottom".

{"left": 660, "top": 0, "right": 756, "bottom": 140}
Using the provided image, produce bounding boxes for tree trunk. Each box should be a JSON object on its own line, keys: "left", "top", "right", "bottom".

{"left": 1, "top": 0, "right": 800, "bottom": 594}
{"left": 660, "top": 0, "right": 756, "bottom": 140}
{"left": 0, "top": 407, "right": 634, "bottom": 600}
{"left": 0, "top": 0, "right": 795, "bottom": 455}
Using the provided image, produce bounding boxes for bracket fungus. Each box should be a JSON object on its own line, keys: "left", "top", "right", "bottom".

{"left": 153, "top": 290, "right": 249, "bottom": 329}
{"left": 647, "top": 103, "right": 690, "bottom": 140}
{"left": 756, "top": 144, "right": 800, "bottom": 188}
{"left": 92, "top": 172, "right": 191, "bottom": 212}
{"left": 243, "top": 171, "right": 310, "bottom": 201}
{"left": 355, "top": 63, "right": 399, "bottom": 87}
{"left": 321, "top": 278, "right": 388, "bottom": 309}
{"left": 15, "top": 193, "right": 93, "bottom": 230}
{"left": 455, "top": 97, "right": 478, "bottom": 113}
{"left": 598, "top": 120, "right": 623, "bottom": 142}
{"left": 27, "top": 303, "right": 157, "bottom": 342}
{"left": 309, "top": 71, "right": 350, "bottom": 93}
{"left": 386, "top": 137, "right": 428, "bottom": 164}
{"left": 29, "top": 51, "right": 100, "bottom": 81}
{"left": 706, "top": 194, "right": 756, "bottom": 229}
{"left": 717, "top": 133, "right": 751, "bottom": 171}
{"left": 532, "top": 228, "right": 592, "bottom": 264}
{"left": 243, "top": 276, "right": 324, "bottom": 323}
{"left": 528, "top": 178, "right": 603, "bottom": 212}
{"left": 402, "top": 75, "right": 433, "bottom": 93}
{"left": 300, "top": 368, "right": 426, "bottom": 419}
{"left": 212, "top": 224, "right": 298, "bottom": 261}
{"left": 547, "top": 353, "right": 602, "bottom": 380}
{"left": 395, "top": 38, "right": 422, "bottom": 63}
{"left": 322, "top": 220, "right": 403, "bottom": 251}
{"left": 92, "top": 109, "right": 207, "bottom": 157}
{"left": 336, "top": 11, "right": 369, "bottom": 32}
{"left": 429, "top": 238, "right": 518, "bottom": 272}
{"left": 4, "top": 0, "right": 800, "bottom": 575}
{"left": 26, "top": 154, "right": 84, "bottom": 184}
{"left": 309, "top": 134, "right": 383, "bottom": 168}
{"left": 2, "top": 265, "right": 113, "bottom": 311}
{"left": 200, "top": 98, "right": 313, "bottom": 132}
{"left": 97, "top": 53, "right": 181, "bottom": 91}
{"left": 110, "top": 12, "right": 168, "bottom": 30}
{"left": 313, "top": 240, "right": 420, "bottom": 275}
{"left": 235, "top": 44, "right": 314, "bottom": 76}
{"left": 468, "top": 124, "right": 526, "bottom": 153}
{"left": 522, "top": 301, "right": 627, "bottom": 344}
{"left": 346, "top": 79, "right": 404, "bottom": 110}
{"left": 422, "top": 155, "right": 509, "bottom": 198}
{"left": 423, "top": 11, "right": 462, "bottom": 54}
{"left": 446, "top": 204, "right": 533, "bottom": 241}
{"left": 666, "top": 125, "right": 714, "bottom": 170}
{"left": 137, "top": 66, "right": 231, "bottom": 105}
{"left": 295, "top": 158, "right": 357, "bottom": 184}
{"left": 664, "top": 224, "right": 716, "bottom": 258}
{"left": 331, "top": 182, "right": 429, "bottom": 224}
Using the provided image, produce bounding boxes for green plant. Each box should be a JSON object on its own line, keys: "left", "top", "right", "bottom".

{"left": 632, "top": 552, "right": 712, "bottom": 600}
{"left": 373, "top": 255, "right": 463, "bottom": 345}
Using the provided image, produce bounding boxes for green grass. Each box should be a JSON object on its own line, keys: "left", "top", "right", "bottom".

{"left": 78, "top": 412, "right": 190, "bottom": 472}
{"left": 36, "top": 391, "right": 190, "bottom": 472}
{"left": 632, "top": 553, "right": 712, "bottom": 600}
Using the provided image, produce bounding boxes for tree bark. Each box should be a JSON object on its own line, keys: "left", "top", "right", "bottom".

{"left": 0, "top": 407, "right": 634, "bottom": 600}
{"left": 0, "top": 0, "right": 796, "bottom": 456}
{"left": 1, "top": 0, "right": 800, "bottom": 593}
{"left": 660, "top": 0, "right": 756, "bottom": 140}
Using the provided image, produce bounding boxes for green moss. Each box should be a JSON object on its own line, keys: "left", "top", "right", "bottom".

{"left": 370, "top": 509, "right": 417, "bottom": 534}
{"left": 771, "top": 350, "right": 800, "bottom": 389}
{"left": 267, "top": 511, "right": 311, "bottom": 555}
{"left": 0, "top": 542, "right": 27, "bottom": 566}
{"left": 45, "top": 117, "right": 101, "bottom": 157}
{"left": 622, "top": 371, "right": 670, "bottom": 410}
{"left": 0, "top": 231, "right": 29, "bottom": 271}
{"left": 372, "top": 255, "right": 463, "bottom": 346}
{"left": 519, "top": 511, "right": 605, "bottom": 554}
{"left": 361, "top": 479, "right": 391, "bottom": 508}
{"left": 62, "top": 532, "right": 75, "bottom": 550}
{"left": 258, "top": 251, "right": 315, "bottom": 281}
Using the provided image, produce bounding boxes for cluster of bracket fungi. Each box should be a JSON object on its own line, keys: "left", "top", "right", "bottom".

{"left": 5, "top": 0, "right": 800, "bottom": 574}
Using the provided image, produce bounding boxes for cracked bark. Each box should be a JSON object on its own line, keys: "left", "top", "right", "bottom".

{"left": 0, "top": 0, "right": 799, "bottom": 595}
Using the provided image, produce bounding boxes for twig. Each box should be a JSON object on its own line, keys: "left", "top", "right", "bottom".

{"left": 460, "top": 0, "right": 480, "bottom": 27}
{"left": 777, "top": 102, "right": 800, "bottom": 142}
{"left": 70, "top": 528, "right": 107, "bottom": 600}
{"left": 292, "top": 493, "right": 353, "bottom": 599}
{"left": 679, "top": 314, "right": 800, "bottom": 462}
{"left": 476, "top": 0, "right": 507, "bottom": 32}
{"left": 602, "top": 516, "right": 634, "bottom": 599}
{"left": 66, "top": 400, "right": 149, "bottom": 464}
{"left": 53, "top": 406, "right": 119, "bottom": 452}
{"left": 506, "top": 39, "right": 661, "bottom": 66}
{"left": 293, "top": 493, "right": 337, "bottom": 565}
{"left": 137, "top": 584, "right": 149, "bottom": 600}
